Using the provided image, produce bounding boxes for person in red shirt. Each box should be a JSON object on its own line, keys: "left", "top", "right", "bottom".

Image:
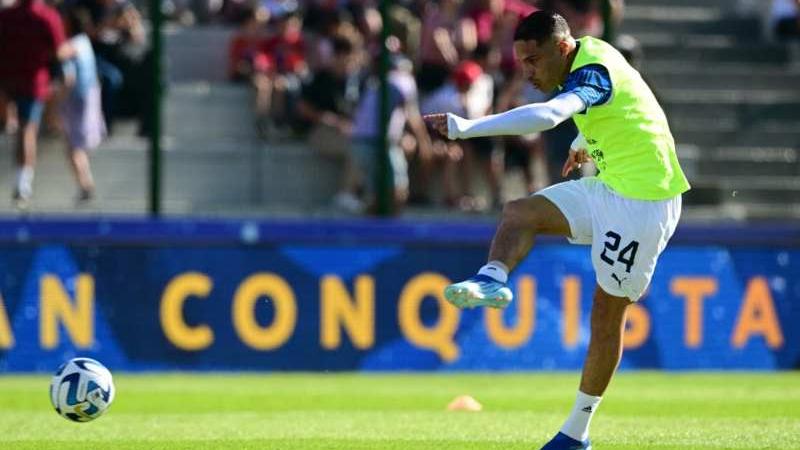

{"left": 228, "top": 7, "right": 271, "bottom": 82}
{"left": 258, "top": 11, "right": 307, "bottom": 135}
{"left": 0, "top": 0, "right": 73, "bottom": 205}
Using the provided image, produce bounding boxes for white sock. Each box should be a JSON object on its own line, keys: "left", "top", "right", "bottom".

{"left": 15, "top": 166, "right": 34, "bottom": 197}
{"left": 560, "top": 391, "right": 602, "bottom": 442}
{"left": 477, "top": 260, "right": 509, "bottom": 283}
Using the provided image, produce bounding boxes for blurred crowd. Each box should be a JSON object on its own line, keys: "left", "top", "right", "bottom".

{"left": 225, "top": 0, "right": 627, "bottom": 214}
{"left": 2, "top": 0, "right": 797, "bottom": 213}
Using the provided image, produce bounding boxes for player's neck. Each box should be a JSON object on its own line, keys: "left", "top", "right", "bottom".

{"left": 560, "top": 40, "right": 579, "bottom": 86}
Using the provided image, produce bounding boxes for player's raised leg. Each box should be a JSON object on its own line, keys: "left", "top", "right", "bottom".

{"left": 444, "top": 195, "right": 571, "bottom": 309}
{"left": 541, "top": 285, "right": 631, "bottom": 450}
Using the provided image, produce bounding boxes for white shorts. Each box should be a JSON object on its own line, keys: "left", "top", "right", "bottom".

{"left": 535, "top": 177, "right": 682, "bottom": 301}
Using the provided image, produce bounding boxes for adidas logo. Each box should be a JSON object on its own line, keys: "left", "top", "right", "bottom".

{"left": 581, "top": 406, "right": 593, "bottom": 413}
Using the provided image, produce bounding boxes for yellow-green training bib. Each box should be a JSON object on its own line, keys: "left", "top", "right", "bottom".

{"left": 570, "top": 36, "right": 690, "bottom": 200}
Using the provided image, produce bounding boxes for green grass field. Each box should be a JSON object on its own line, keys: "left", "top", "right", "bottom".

{"left": 1, "top": 372, "right": 798, "bottom": 449}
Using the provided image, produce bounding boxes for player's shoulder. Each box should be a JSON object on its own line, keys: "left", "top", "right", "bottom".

{"left": 565, "top": 64, "right": 612, "bottom": 90}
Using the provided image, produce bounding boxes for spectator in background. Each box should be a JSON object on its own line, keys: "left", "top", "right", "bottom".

{"left": 387, "top": 0, "right": 422, "bottom": 61}
{"left": 0, "top": 0, "right": 18, "bottom": 134}
{"left": 260, "top": 10, "right": 307, "bottom": 137}
{"left": 466, "top": 43, "right": 503, "bottom": 209}
{"left": 303, "top": 8, "right": 360, "bottom": 71}
{"left": 492, "top": 0, "right": 537, "bottom": 78}
{"left": 339, "top": 55, "right": 433, "bottom": 214}
{"left": 771, "top": 0, "right": 800, "bottom": 40}
{"left": 467, "top": 0, "right": 504, "bottom": 45}
{"left": 0, "top": 0, "right": 73, "bottom": 206}
{"left": 420, "top": 60, "right": 497, "bottom": 211}
{"left": 417, "top": 0, "right": 477, "bottom": 93}
{"left": 68, "top": 0, "right": 147, "bottom": 134}
{"left": 539, "top": 0, "right": 603, "bottom": 37}
{"left": 495, "top": 70, "right": 551, "bottom": 193}
{"left": 228, "top": 6, "right": 269, "bottom": 80}
{"left": 345, "top": 0, "right": 383, "bottom": 45}
{"left": 58, "top": 7, "right": 106, "bottom": 203}
{"left": 296, "top": 36, "right": 363, "bottom": 199}
{"left": 296, "top": 36, "right": 362, "bottom": 143}
{"left": 228, "top": 7, "right": 273, "bottom": 133}
{"left": 0, "top": 92, "right": 17, "bottom": 135}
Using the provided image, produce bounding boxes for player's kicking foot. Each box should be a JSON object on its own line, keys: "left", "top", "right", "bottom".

{"left": 540, "top": 432, "right": 591, "bottom": 450}
{"left": 444, "top": 275, "right": 513, "bottom": 309}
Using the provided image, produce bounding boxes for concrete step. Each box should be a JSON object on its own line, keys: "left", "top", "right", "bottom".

{"left": 165, "top": 25, "right": 233, "bottom": 83}
{"left": 641, "top": 43, "right": 788, "bottom": 65}
{"left": 622, "top": 13, "right": 759, "bottom": 35}
{"left": 669, "top": 116, "right": 800, "bottom": 147}
{"left": 644, "top": 62, "right": 800, "bottom": 76}
{"left": 673, "top": 129, "right": 800, "bottom": 148}
{"left": 670, "top": 117, "right": 800, "bottom": 133}
{"left": 625, "top": 5, "right": 726, "bottom": 21}
{"left": 660, "top": 88, "right": 800, "bottom": 104}
{"left": 628, "top": 0, "right": 732, "bottom": 8}
{"left": 634, "top": 32, "right": 742, "bottom": 47}
{"left": 164, "top": 82, "right": 256, "bottom": 141}
{"left": 679, "top": 145, "right": 800, "bottom": 177}
{"left": 721, "top": 202, "right": 800, "bottom": 220}
{"left": 687, "top": 175, "right": 800, "bottom": 204}
{"left": 647, "top": 71, "right": 800, "bottom": 90}
{"left": 258, "top": 141, "right": 344, "bottom": 208}
{"left": 682, "top": 203, "right": 800, "bottom": 221}
{"left": 663, "top": 98, "right": 800, "bottom": 124}
{"left": 5, "top": 140, "right": 258, "bottom": 212}
{"left": 690, "top": 159, "right": 799, "bottom": 178}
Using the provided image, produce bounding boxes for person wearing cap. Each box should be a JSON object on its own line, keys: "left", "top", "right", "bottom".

{"left": 419, "top": 60, "right": 497, "bottom": 210}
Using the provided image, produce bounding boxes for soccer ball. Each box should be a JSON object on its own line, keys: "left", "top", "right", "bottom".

{"left": 49, "top": 357, "right": 115, "bottom": 422}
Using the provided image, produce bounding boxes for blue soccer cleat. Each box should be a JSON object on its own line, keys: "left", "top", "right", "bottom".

{"left": 444, "top": 275, "right": 513, "bottom": 309}
{"left": 540, "top": 432, "right": 591, "bottom": 450}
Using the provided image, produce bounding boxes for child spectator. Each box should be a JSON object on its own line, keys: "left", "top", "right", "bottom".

{"left": 59, "top": 8, "right": 106, "bottom": 203}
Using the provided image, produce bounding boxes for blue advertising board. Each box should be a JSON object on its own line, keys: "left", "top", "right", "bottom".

{"left": 0, "top": 218, "right": 797, "bottom": 372}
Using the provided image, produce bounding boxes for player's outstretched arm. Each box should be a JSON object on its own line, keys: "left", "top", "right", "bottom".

{"left": 423, "top": 92, "right": 585, "bottom": 140}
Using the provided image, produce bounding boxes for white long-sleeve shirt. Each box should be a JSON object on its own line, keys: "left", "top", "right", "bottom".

{"left": 446, "top": 92, "right": 586, "bottom": 140}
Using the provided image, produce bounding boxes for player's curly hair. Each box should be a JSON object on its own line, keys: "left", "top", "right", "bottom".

{"left": 513, "top": 11, "right": 572, "bottom": 44}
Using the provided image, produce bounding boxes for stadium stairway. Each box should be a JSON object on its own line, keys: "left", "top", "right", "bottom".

{"left": 0, "top": 81, "right": 262, "bottom": 215}
{"left": 623, "top": 0, "right": 800, "bottom": 220}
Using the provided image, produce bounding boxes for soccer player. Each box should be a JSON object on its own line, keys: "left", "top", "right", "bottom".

{"left": 424, "top": 11, "right": 689, "bottom": 450}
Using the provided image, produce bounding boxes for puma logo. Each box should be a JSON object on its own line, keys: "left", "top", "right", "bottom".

{"left": 611, "top": 273, "right": 627, "bottom": 289}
